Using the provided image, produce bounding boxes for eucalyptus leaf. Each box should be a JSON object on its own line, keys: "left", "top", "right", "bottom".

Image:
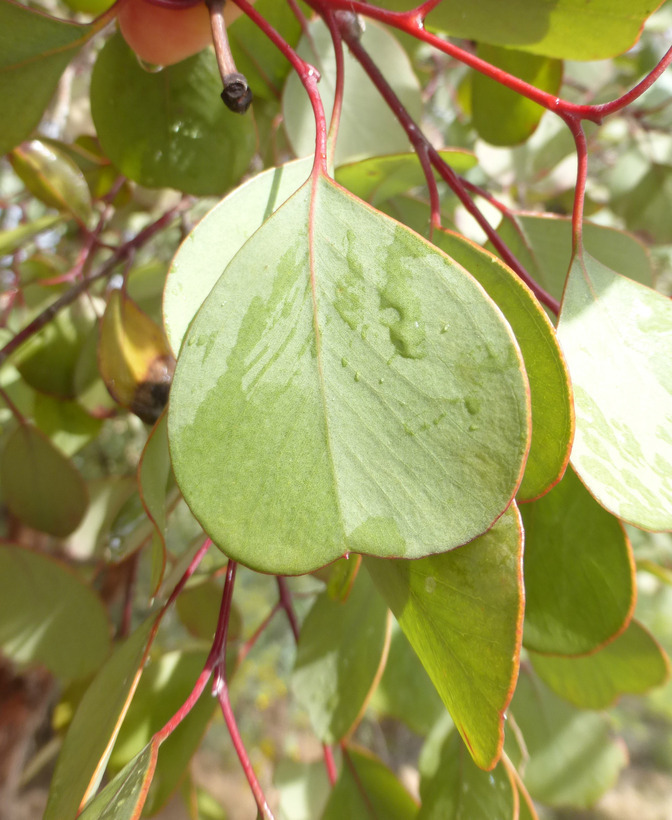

{"left": 169, "top": 175, "right": 530, "bottom": 574}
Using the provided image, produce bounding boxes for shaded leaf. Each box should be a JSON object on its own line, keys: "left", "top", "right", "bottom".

{"left": 168, "top": 175, "right": 530, "bottom": 574}
{"left": 0, "top": 0, "right": 93, "bottom": 155}
{"left": 511, "top": 667, "right": 627, "bottom": 808}
{"left": 292, "top": 570, "right": 391, "bottom": 744}
{"left": 164, "top": 157, "right": 312, "bottom": 355}
{"left": 471, "top": 45, "right": 562, "bottom": 146}
{"left": 77, "top": 744, "right": 157, "bottom": 820}
{"left": 521, "top": 466, "right": 635, "bottom": 655}
{"left": 283, "top": 19, "right": 421, "bottom": 165}
{"left": 557, "top": 250, "right": 672, "bottom": 530}
{"left": 0, "top": 543, "right": 110, "bottom": 679}
{"left": 322, "top": 747, "right": 417, "bottom": 820}
{"left": 418, "top": 730, "right": 517, "bottom": 820}
{"left": 530, "top": 619, "right": 670, "bottom": 709}
{"left": 433, "top": 229, "right": 573, "bottom": 501}
{"left": 33, "top": 392, "right": 102, "bottom": 456}
{"left": 90, "top": 34, "right": 255, "bottom": 195}
{"left": 138, "top": 412, "right": 171, "bottom": 593}
{"left": 44, "top": 616, "right": 158, "bottom": 820}
{"left": 366, "top": 505, "right": 524, "bottom": 770}
{"left": 176, "top": 577, "right": 241, "bottom": 641}
{"left": 0, "top": 422, "right": 88, "bottom": 536}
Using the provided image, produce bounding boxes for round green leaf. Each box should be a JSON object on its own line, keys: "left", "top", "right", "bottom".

{"left": 164, "top": 157, "right": 312, "bottom": 355}
{"left": 282, "top": 19, "right": 421, "bottom": 165}
{"left": 0, "top": 544, "right": 110, "bottom": 679}
{"left": 90, "top": 33, "right": 255, "bottom": 195}
{"left": 557, "top": 251, "right": 672, "bottom": 531}
{"left": 168, "top": 176, "right": 530, "bottom": 574}
{"left": 471, "top": 45, "right": 562, "bottom": 146}
{"left": 292, "top": 569, "right": 390, "bottom": 744}
{"left": 433, "top": 229, "right": 573, "bottom": 501}
{"left": 366, "top": 505, "right": 524, "bottom": 770}
{"left": 521, "top": 465, "right": 634, "bottom": 655}
{"left": 530, "top": 619, "right": 670, "bottom": 709}
{"left": 0, "top": 422, "right": 88, "bottom": 536}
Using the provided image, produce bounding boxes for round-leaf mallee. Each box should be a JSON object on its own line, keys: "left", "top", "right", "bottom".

{"left": 168, "top": 176, "right": 530, "bottom": 574}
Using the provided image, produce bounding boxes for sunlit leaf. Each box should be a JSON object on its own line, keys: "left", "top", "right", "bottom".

{"left": 557, "top": 250, "right": 672, "bottom": 531}
{"left": 530, "top": 619, "right": 670, "bottom": 708}
{"left": 0, "top": 422, "right": 88, "bottom": 536}
{"left": 45, "top": 616, "right": 158, "bottom": 820}
{"left": 521, "top": 466, "right": 635, "bottom": 655}
{"left": 169, "top": 175, "right": 530, "bottom": 574}
{"left": 433, "top": 229, "right": 572, "bottom": 501}
{"left": 292, "top": 570, "right": 391, "bottom": 744}
{"left": 90, "top": 33, "right": 255, "bottom": 195}
{"left": 367, "top": 505, "right": 523, "bottom": 769}
{"left": 0, "top": 543, "right": 110, "bottom": 679}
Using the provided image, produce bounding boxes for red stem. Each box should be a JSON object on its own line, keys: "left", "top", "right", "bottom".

{"left": 564, "top": 116, "right": 589, "bottom": 253}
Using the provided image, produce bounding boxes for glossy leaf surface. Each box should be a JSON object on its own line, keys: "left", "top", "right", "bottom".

{"left": 0, "top": 544, "right": 109, "bottom": 679}
{"left": 433, "top": 229, "right": 572, "bottom": 501}
{"left": 322, "top": 748, "right": 417, "bottom": 820}
{"left": 376, "top": 0, "right": 663, "bottom": 59}
{"left": 521, "top": 466, "right": 634, "bottom": 655}
{"left": 557, "top": 251, "right": 672, "bottom": 531}
{"left": 0, "top": 422, "right": 88, "bottom": 536}
{"left": 418, "top": 730, "right": 517, "bottom": 819}
{"left": 45, "top": 617, "right": 157, "bottom": 820}
{"left": 530, "top": 619, "right": 669, "bottom": 709}
{"left": 292, "top": 570, "right": 390, "bottom": 744}
{"left": 164, "top": 158, "right": 312, "bottom": 355}
{"left": 169, "top": 176, "right": 530, "bottom": 574}
{"left": 471, "top": 45, "right": 562, "bottom": 146}
{"left": 0, "top": 0, "right": 91, "bottom": 155}
{"left": 512, "top": 668, "right": 627, "bottom": 808}
{"left": 90, "top": 34, "right": 255, "bottom": 195}
{"left": 366, "top": 505, "right": 524, "bottom": 769}
{"left": 283, "top": 19, "right": 421, "bottom": 165}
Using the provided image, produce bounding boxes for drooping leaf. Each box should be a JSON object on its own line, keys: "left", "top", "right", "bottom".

{"left": 292, "top": 570, "right": 391, "bottom": 744}
{"left": 511, "top": 667, "right": 628, "bottom": 808}
{"left": 557, "top": 250, "right": 672, "bottom": 531}
{"left": 418, "top": 730, "right": 517, "bottom": 820}
{"left": 9, "top": 139, "right": 92, "bottom": 224}
{"left": 99, "top": 289, "right": 175, "bottom": 425}
{"left": 168, "top": 175, "right": 530, "bottom": 574}
{"left": 335, "top": 149, "right": 478, "bottom": 207}
{"left": 90, "top": 33, "right": 255, "bottom": 195}
{"left": 108, "top": 649, "right": 217, "bottom": 815}
{"left": 283, "top": 19, "right": 421, "bottom": 165}
{"left": 77, "top": 744, "right": 157, "bottom": 820}
{"left": 530, "top": 619, "right": 670, "bottom": 709}
{"left": 471, "top": 45, "right": 562, "bottom": 146}
{"left": 433, "top": 229, "right": 573, "bottom": 500}
{"left": 138, "top": 412, "right": 171, "bottom": 593}
{"left": 0, "top": 422, "right": 88, "bottom": 536}
{"left": 0, "top": 544, "right": 110, "bottom": 679}
{"left": 494, "top": 214, "right": 654, "bottom": 304}
{"left": 0, "top": 0, "right": 94, "bottom": 156}
{"left": 164, "top": 157, "right": 312, "bottom": 355}
{"left": 521, "top": 465, "right": 635, "bottom": 655}
{"left": 375, "top": 0, "right": 663, "bottom": 60}
{"left": 368, "top": 621, "right": 444, "bottom": 737}
{"left": 366, "top": 505, "right": 524, "bottom": 770}
{"left": 321, "top": 747, "right": 417, "bottom": 820}
{"left": 45, "top": 616, "right": 158, "bottom": 820}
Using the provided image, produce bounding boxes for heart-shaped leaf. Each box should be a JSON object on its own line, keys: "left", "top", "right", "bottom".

{"left": 366, "top": 505, "right": 524, "bottom": 769}
{"left": 557, "top": 250, "right": 672, "bottom": 531}
{"left": 168, "top": 175, "right": 530, "bottom": 574}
